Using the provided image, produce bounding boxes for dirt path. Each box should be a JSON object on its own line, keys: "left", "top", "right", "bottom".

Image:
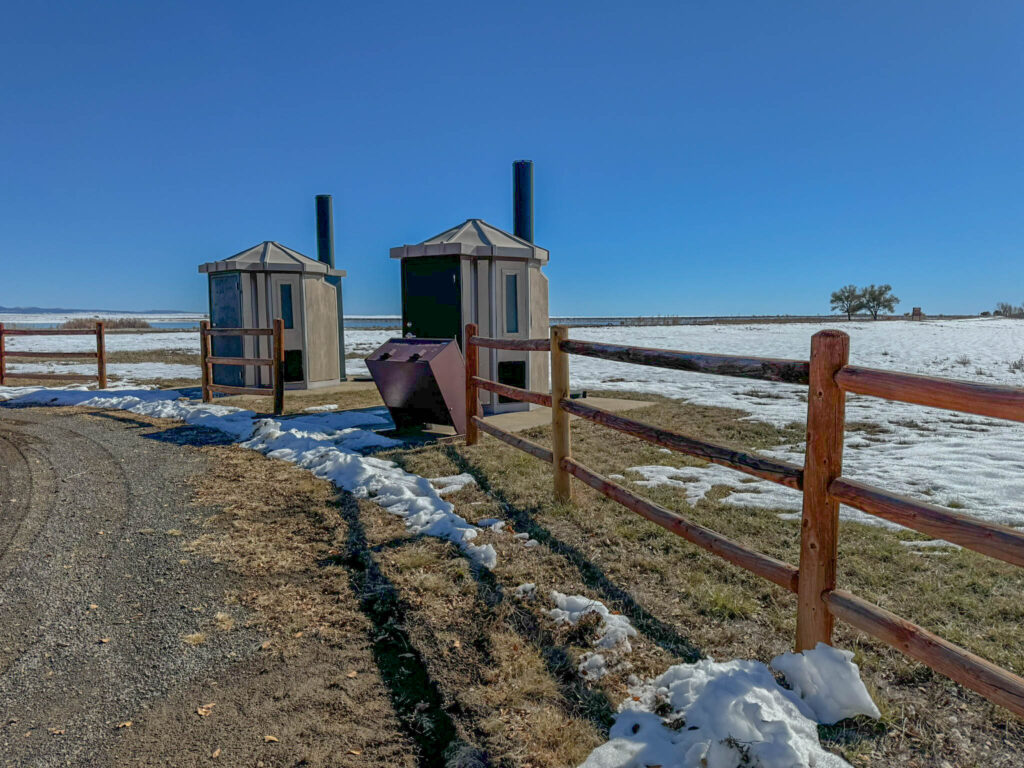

{"left": 0, "top": 407, "right": 414, "bottom": 768}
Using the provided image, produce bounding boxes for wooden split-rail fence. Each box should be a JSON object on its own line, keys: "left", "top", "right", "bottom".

{"left": 464, "top": 322, "right": 1024, "bottom": 719}
{"left": 0, "top": 322, "right": 107, "bottom": 388}
{"left": 199, "top": 319, "right": 285, "bottom": 415}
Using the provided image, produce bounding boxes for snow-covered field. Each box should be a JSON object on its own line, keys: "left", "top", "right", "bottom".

{"left": 566, "top": 318, "right": 1024, "bottom": 531}
{"left": 5, "top": 318, "right": 1022, "bottom": 528}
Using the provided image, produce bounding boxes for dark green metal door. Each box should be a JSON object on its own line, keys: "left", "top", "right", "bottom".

{"left": 400, "top": 256, "right": 462, "bottom": 346}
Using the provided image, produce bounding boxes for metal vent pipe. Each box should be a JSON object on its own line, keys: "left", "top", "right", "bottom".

{"left": 513, "top": 160, "right": 534, "bottom": 243}
{"left": 315, "top": 195, "right": 335, "bottom": 267}
{"left": 315, "top": 194, "right": 346, "bottom": 380}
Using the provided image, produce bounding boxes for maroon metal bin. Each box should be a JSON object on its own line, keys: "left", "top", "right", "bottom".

{"left": 366, "top": 338, "right": 466, "bottom": 434}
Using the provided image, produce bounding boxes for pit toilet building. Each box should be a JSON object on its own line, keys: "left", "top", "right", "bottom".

{"left": 389, "top": 160, "right": 549, "bottom": 413}
{"left": 199, "top": 241, "right": 346, "bottom": 390}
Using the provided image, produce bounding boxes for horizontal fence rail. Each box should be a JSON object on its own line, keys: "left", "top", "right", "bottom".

{"left": 5, "top": 351, "right": 100, "bottom": 359}
{"left": 206, "top": 355, "right": 275, "bottom": 367}
{"left": 472, "top": 376, "right": 553, "bottom": 408}
{"left": 560, "top": 339, "right": 810, "bottom": 384}
{"left": 564, "top": 457, "right": 800, "bottom": 592}
{"left": 830, "top": 477, "right": 1024, "bottom": 569}
{"left": 837, "top": 365, "right": 1024, "bottom": 423}
{"left": 203, "top": 327, "right": 276, "bottom": 337}
{"left": 0, "top": 328, "right": 104, "bottom": 336}
{"left": 824, "top": 590, "right": 1024, "bottom": 716}
{"left": 472, "top": 416, "right": 553, "bottom": 463}
{"left": 469, "top": 335, "right": 551, "bottom": 352}
{"left": 559, "top": 397, "right": 804, "bottom": 490}
{"left": 462, "top": 322, "right": 1024, "bottom": 719}
{"left": 0, "top": 322, "right": 107, "bottom": 389}
{"left": 200, "top": 319, "right": 285, "bottom": 415}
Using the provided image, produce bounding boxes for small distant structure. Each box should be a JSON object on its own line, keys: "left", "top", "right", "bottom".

{"left": 389, "top": 160, "right": 549, "bottom": 413}
{"left": 199, "top": 240, "right": 346, "bottom": 390}
{"left": 911, "top": 307, "right": 923, "bottom": 320}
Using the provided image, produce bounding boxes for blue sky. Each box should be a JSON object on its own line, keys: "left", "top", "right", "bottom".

{"left": 1, "top": 1, "right": 1021, "bottom": 315}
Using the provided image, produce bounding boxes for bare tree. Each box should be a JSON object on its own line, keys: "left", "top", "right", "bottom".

{"left": 861, "top": 284, "right": 900, "bottom": 320}
{"left": 996, "top": 302, "right": 1024, "bottom": 318}
{"left": 830, "top": 285, "right": 865, "bottom": 320}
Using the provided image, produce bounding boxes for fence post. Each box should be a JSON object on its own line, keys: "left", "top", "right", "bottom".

{"left": 0, "top": 322, "right": 6, "bottom": 387}
{"left": 796, "top": 329, "right": 849, "bottom": 651}
{"left": 199, "top": 321, "right": 212, "bottom": 402}
{"left": 95, "top": 322, "right": 107, "bottom": 389}
{"left": 273, "top": 318, "right": 285, "bottom": 416}
{"left": 551, "top": 324, "right": 572, "bottom": 502}
{"left": 465, "top": 323, "right": 479, "bottom": 444}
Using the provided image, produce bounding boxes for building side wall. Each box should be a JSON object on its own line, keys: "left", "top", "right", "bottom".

{"left": 303, "top": 276, "right": 340, "bottom": 385}
{"left": 529, "top": 267, "right": 550, "bottom": 392}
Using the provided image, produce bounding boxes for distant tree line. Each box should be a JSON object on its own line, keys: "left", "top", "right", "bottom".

{"left": 994, "top": 302, "right": 1024, "bottom": 318}
{"left": 829, "top": 284, "right": 900, "bottom": 320}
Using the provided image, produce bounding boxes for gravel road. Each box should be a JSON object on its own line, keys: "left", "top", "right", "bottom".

{"left": 0, "top": 408, "right": 258, "bottom": 766}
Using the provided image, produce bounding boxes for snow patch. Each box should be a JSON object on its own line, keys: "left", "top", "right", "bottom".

{"left": 514, "top": 583, "right": 537, "bottom": 600}
{"left": 770, "top": 643, "right": 881, "bottom": 725}
{"left": 579, "top": 654, "right": 866, "bottom": 767}
{"left": 2, "top": 386, "right": 497, "bottom": 569}
{"left": 549, "top": 591, "right": 637, "bottom": 653}
{"left": 429, "top": 473, "right": 478, "bottom": 496}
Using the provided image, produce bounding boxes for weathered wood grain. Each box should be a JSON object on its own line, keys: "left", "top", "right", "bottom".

{"left": 836, "top": 366, "right": 1024, "bottom": 423}
{"left": 559, "top": 339, "right": 810, "bottom": 384}
{"left": 472, "top": 416, "right": 553, "bottom": 463}
{"left": 199, "top": 320, "right": 212, "bottom": 403}
{"left": 464, "top": 324, "right": 480, "bottom": 444}
{"left": 825, "top": 589, "right": 1024, "bottom": 718}
{"left": 3, "top": 372, "right": 98, "bottom": 382}
{"left": 471, "top": 376, "right": 553, "bottom": 408}
{"left": 206, "top": 356, "right": 274, "bottom": 367}
{"left": 551, "top": 325, "right": 573, "bottom": 502}
{"left": 95, "top": 322, "right": 107, "bottom": 389}
{"left": 207, "top": 384, "right": 276, "bottom": 396}
{"left": 272, "top": 318, "right": 285, "bottom": 416}
{"left": 470, "top": 335, "right": 551, "bottom": 352}
{"left": 1, "top": 351, "right": 99, "bottom": 359}
{"left": 797, "top": 329, "right": 849, "bottom": 651}
{"left": 0, "top": 329, "right": 101, "bottom": 336}
{"left": 202, "top": 327, "right": 275, "bottom": 337}
{"left": 831, "top": 477, "right": 1024, "bottom": 568}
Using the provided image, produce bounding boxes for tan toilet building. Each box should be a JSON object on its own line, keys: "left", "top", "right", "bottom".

{"left": 390, "top": 218, "right": 550, "bottom": 414}
{"left": 199, "top": 241, "right": 345, "bottom": 390}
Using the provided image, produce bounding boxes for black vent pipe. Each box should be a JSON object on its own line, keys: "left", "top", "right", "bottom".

{"left": 315, "top": 194, "right": 335, "bottom": 267}
{"left": 513, "top": 160, "right": 534, "bottom": 243}
{"left": 315, "top": 194, "right": 345, "bottom": 380}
